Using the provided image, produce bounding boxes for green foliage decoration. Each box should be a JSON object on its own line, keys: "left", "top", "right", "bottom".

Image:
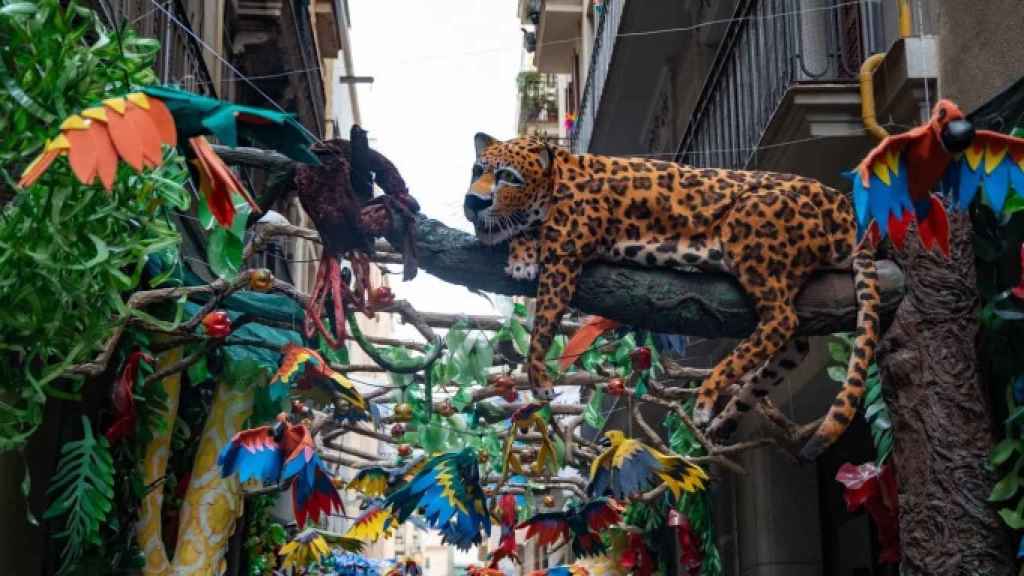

{"left": 244, "top": 494, "right": 288, "bottom": 575}
{"left": 826, "top": 333, "right": 892, "bottom": 464}
{"left": 0, "top": 0, "right": 186, "bottom": 451}
{"left": 44, "top": 416, "right": 115, "bottom": 575}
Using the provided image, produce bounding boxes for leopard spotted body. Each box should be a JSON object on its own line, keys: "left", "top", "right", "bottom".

{"left": 464, "top": 134, "right": 880, "bottom": 460}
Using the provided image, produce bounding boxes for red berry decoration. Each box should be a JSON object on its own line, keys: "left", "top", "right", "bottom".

{"left": 630, "top": 346, "right": 652, "bottom": 371}
{"left": 391, "top": 423, "right": 406, "bottom": 438}
{"left": 606, "top": 378, "right": 626, "bottom": 396}
{"left": 369, "top": 286, "right": 395, "bottom": 310}
{"left": 437, "top": 400, "right": 456, "bottom": 417}
{"left": 397, "top": 444, "right": 412, "bottom": 457}
{"left": 201, "top": 310, "right": 232, "bottom": 338}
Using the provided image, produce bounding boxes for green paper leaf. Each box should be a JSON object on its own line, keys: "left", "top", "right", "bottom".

{"left": 510, "top": 318, "right": 530, "bottom": 357}
{"left": 207, "top": 227, "right": 243, "bottom": 279}
{"left": 993, "top": 439, "right": 1020, "bottom": 466}
{"left": 826, "top": 366, "right": 846, "bottom": 382}
{"left": 1004, "top": 192, "right": 1024, "bottom": 215}
{"left": 989, "top": 472, "right": 1020, "bottom": 502}
{"left": 999, "top": 507, "right": 1024, "bottom": 529}
{"left": 827, "top": 340, "right": 849, "bottom": 362}
{"left": 452, "top": 387, "right": 473, "bottom": 410}
{"left": 584, "top": 389, "right": 607, "bottom": 429}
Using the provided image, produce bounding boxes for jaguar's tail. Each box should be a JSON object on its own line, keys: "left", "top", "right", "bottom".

{"left": 799, "top": 246, "right": 880, "bottom": 461}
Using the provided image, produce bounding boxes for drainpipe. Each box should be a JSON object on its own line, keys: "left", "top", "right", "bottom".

{"left": 859, "top": 53, "right": 890, "bottom": 141}
{"left": 898, "top": 0, "right": 913, "bottom": 39}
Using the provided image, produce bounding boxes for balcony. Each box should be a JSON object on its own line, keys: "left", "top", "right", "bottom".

{"left": 93, "top": 0, "right": 219, "bottom": 96}
{"left": 520, "top": 0, "right": 583, "bottom": 73}
{"left": 517, "top": 71, "right": 561, "bottom": 138}
{"left": 570, "top": 0, "right": 624, "bottom": 153}
{"left": 675, "top": 0, "right": 935, "bottom": 186}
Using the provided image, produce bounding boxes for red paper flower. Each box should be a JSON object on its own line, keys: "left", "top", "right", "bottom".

{"left": 105, "top": 351, "right": 153, "bottom": 444}
{"left": 621, "top": 533, "right": 655, "bottom": 576}
{"left": 835, "top": 462, "right": 900, "bottom": 564}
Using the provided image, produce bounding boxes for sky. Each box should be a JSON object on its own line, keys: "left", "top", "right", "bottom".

{"left": 344, "top": 0, "right": 525, "bottom": 328}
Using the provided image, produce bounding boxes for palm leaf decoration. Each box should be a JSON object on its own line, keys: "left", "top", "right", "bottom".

{"left": 43, "top": 416, "right": 115, "bottom": 575}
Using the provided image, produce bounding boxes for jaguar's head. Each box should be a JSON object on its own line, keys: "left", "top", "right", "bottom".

{"left": 465, "top": 132, "right": 553, "bottom": 245}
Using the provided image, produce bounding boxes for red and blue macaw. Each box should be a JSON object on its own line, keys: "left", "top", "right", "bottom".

{"left": 487, "top": 494, "right": 521, "bottom": 568}
{"left": 518, "top": 498, "right": 621, "bottom": 558}
{"left": 848, "top": 98, "right": 1024, "bottom": 255}
{"left": 217, "top": 413, "right": 342, "bottom": 527}
{"left": 384, "top": 447, "right": 491, "bottom": 550}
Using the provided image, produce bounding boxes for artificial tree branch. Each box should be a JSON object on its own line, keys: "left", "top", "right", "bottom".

{"left": 632, "top": 403, "right": 671, "bottom": 454}
{"left": 243, "top": 221, "right": 321, "bottom": 260}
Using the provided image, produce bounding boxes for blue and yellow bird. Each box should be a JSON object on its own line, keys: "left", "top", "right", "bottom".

{"left": 346, "top": 458, "right": 425, "bottom": 499}
{"left": 383, "top": 447, "right": 491, "bottom": 550}
{"left": 218, "top": 413, "right": 343, "bottom": 527}
{"left": 587, "top": 430, "right": 708, "bottom": 500}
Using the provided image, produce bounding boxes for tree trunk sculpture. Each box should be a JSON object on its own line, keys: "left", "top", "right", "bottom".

{"left": 877, "top": 212, "right": 1011, "bottom": 574}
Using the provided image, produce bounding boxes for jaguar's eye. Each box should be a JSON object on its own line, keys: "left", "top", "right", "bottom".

{"left": 497, "top": 169, "right": 523, "bottom": 186}
{"left": 472, "top": 163, "right": 484, "bottom": 181}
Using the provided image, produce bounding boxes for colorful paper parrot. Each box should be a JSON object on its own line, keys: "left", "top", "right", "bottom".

{"left": 528, "top": 566, "right": 589, "bottom": 576}
{"left": 329, "top": 551, "right": 382, "bottom": 576}
{"left": 848, "top": 98, "right": 1024, "bottom": 255}
{"left": 344, "top": 501, "right": 397, "bottom": 542}
{"left": 386, "top": 559, "right": 423, "bottom": 576}
{"left": 270, "top": 343, "right": 368, "bottom": 414}
{"left": 558, "top": 316, "right": 621, "bottom": 371}
{"left": 487, "top": 494, "right": 521, "bottom": 568}
{"left": 502, "top": 402, "right": 558, "bottom": 477}
{"left": 18, "top": 85, "right": 318, "bottom": 228}
{"left": 278, "top": 528, "right": 365, "bottom": 571}
{"left": 467, "top": 566, "right": 506, "bottom": 576}
{"left": 217, "top": 413, "right": 343, "bottom": 527}
{"left": 346, "top": 458, "right": 425, "bottom": 499}
{"left": 587, "top": 431, "right": 708, "bottom": 500}
{"left": 383, "top": 447, "right": 491, "bottom": 550}
{"left": 518, "top": 498, "right": 621, "bottom": 558}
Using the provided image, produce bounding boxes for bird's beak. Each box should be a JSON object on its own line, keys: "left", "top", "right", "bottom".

{"left": 271, "top": 420, "right": 286, "bottom": 440}
{"left": 941, "top": 119, "right": 975, "bottom": 154}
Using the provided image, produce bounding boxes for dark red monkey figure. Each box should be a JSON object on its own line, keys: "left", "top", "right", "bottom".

{"left": 264, "top": 125, "right": 419, "bottom": 348}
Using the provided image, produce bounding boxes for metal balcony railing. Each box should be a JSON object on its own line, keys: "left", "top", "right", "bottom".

{"left": 570, "top": 0, "right": 625, "bottom": 153}
{"left": 92, "top": 0, "right": 219, "bottom": 96}
{"left": 676, "top": 0, "right": 884, "bottom": 169}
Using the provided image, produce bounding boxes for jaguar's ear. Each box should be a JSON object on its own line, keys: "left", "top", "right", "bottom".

{"left": 474, "top": 132, "right": 497, "bottom": 158}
